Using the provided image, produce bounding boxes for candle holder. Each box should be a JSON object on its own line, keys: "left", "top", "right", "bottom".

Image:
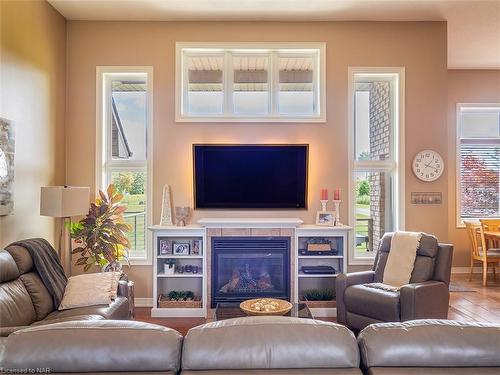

{"left": 320, "top": 200, "right": 328, "bottom": 212}
{"left": 332, "top": 200, "right": 341, "bottom": 226}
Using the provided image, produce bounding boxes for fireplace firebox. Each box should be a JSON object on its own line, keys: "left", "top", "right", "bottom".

{"left": 211, "top": 237, "right": 290, "bottom": 307}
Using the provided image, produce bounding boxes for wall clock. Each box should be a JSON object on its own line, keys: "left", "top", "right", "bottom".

{"left": 412, "top": 150, "right": 444, "bottom": 182}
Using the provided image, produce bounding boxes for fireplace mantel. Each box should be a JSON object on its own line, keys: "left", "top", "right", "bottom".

{"left": 197, "top": 217, "right": 304, "bottom": 228}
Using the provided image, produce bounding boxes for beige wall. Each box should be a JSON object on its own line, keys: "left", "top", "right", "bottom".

{"left": 447, "top": 69, "right": 500, "bottom": 268}
{"left": 66, "top": 21, "right": 448, "bottom": 297}
{"left": 0, "top": 0, "right": 66, "bottom": 246}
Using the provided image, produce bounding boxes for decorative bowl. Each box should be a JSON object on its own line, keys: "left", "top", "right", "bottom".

{"left": 240, "top": 298, "right": 293, "bottom": 316}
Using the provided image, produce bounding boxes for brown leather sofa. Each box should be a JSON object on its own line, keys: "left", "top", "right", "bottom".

{"left": 0, "top": 244, "right": 132, "bottom": 336}
{"left": 0, "top": 318, "right": 498, "bottom": 373}
{"left": 181, "top": 316, "right": 361, "bottom": 374}
{"left": 336, "top": 232, "right": 453, "bottom": 330}
{"left": 358, "top": 320, "right": 500, "bottom": 374}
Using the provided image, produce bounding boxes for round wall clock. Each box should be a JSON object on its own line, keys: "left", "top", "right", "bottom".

{"left": 412, "top": 150, "right": 444, "bottom": 182}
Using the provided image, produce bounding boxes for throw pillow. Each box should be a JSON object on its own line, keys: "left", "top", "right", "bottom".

{"left": 58, "top": 272, "right": 117, "bottom": 310}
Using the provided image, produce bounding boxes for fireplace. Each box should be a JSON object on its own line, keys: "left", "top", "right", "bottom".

{"left": 211, "top": 237, "right": 290, "bottom": 307}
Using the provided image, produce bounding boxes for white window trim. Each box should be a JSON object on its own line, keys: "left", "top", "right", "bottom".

{"left": 175, "top": 42, "right": 326, "bottom": 123}
{"left": 347, "top": 67, "right": 406, "bottom": 266}
{"left": 96, "top": 66, "right": 154, "bottom": 265}
{"left": 455, "top": 103, "right": 500, "bottom": 228}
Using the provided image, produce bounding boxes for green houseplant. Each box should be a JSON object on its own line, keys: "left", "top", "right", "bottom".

{"left": 70, "top": 184, "right": 131, "bottom": 272}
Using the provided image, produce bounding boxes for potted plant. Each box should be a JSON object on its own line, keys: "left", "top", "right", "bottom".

{"left": 301, "top": 288, "right": 336, "bottom": 309}
{"left": 70, "top": 184, "right": 131, "bottom": 272}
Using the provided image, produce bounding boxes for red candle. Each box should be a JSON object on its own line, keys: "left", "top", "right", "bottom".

{"left": 320, "top": 188, "right": 328, "bottom": 200}
{"left": 334, "top": 188, "right": 341, "bottom": 201}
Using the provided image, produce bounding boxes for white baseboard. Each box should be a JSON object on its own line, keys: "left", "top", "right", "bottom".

{"left": 135, "top": 297, "right": 153, "bottom": 307}
{"left": 452, "top": 266, "right": 495, "bottom": 274}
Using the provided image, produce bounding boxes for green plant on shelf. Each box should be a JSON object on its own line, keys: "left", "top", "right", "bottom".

{"left": 168, "top": 290, "right": 195, "bottom": 301}
{"left": 303, "top": 288, "right": 335, "bottom": 301}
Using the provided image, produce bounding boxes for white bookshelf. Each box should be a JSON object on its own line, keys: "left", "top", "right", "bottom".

{"left": 149, "top": 225, "right": 207, "bottom": 318}
{"left": 295, "top": 225, "right": 351, "bottom": 318}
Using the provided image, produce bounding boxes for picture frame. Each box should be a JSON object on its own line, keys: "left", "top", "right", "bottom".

{"left": 173, "top": 242, "right": 190, "bottom": 255}
{"left": 191, "top": 239, "right": 202, "bottom": 255}
{"left": 316, "top": 211, "right": 335, "bottom": 226}
{"left": 158, "top": 238, "right": 173, "bottom": 255}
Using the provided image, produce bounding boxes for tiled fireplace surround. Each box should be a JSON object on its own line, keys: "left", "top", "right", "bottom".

{"left": 206, "top": 227, "right": 296, "bottom": 316}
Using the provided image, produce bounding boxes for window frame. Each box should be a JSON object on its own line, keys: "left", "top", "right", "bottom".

{"left": 455, "top": 103, "right": 500, "bottom": 227}
{"left": 96, "top": 66, "right": 154, "bottom": 265}
{"left": 175, "top": 42, "right": 326, "bottom": 123}
{"left": 347, "top": 67, "right": 406, "bottom": 266}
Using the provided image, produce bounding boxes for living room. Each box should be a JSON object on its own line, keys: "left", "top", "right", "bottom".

{"left": 1, "top": 0, "right": 499, "bottom": 373}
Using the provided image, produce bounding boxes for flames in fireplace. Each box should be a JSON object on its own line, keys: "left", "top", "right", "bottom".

{"left": 219, "top": 263, "right": 274, "bottom": 294}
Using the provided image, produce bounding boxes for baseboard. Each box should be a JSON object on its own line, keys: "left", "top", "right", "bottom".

{"left": 452, "top": 266, "right": 495, "bottom": 274}
{"left": 135, "top": 297, "right": 153, "bottom": 307}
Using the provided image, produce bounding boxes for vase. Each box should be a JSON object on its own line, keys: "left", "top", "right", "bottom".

{"left": 102, "top": 260, "right": 122, "bottom": 273}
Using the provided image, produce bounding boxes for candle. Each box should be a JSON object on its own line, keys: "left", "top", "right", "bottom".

{"left": 320, "top": 188, "right": 328, "bottom": 200}
{"left": 334, "top": 188, "right": 341, "bottom": 201}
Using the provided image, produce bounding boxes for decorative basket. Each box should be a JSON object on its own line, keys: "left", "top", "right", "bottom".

{"left": 303, "top": 298, "right": 336, "bottom": 309}
{"left": 158, "top": 294, "right": 202, "bottom": 308}
{"left": 240, "top": 298, "right": 293, "bottom": 316}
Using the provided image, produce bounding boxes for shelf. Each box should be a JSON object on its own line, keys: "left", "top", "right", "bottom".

{"left": 157, "top": 273, "right": 203, "bottom": 278}
{"left": 298, "top": 255, "right": 343, "bottom": 259}
{"left": 298, "top": 273, "right": 337, "bottom": 278}
{"left": 157, "top": 255, "right": 203, "bottom": 259}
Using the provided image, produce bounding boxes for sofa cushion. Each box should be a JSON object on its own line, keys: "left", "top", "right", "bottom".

{"left": 344, "top": 284, "right": 400, "bottom": 321}
{"left": 5, "top": 245, "right": 34, "bottom": 274}
{"left": 182, "top": 316, "right": 359, "bottom": 370}
{"left": 0, "top": 250, "right": 20, "bottom": 282}
{"left": 45, "top": 296, "right": 129, "bottom": 321}
{"left": 0, "top": 279, "right": 36, "bottom": 327}
{"left": 367, "top": 368, "right": 500, "bottom": 374}
{"left": 1, "top": 320, "right": 183, "bottom": 373}
{"left": 19, "top": 272, "right": 53, "bottom": 320}
{"left": 358, "top": 320, "right": 500, "bottom": 368}
{"left": 181, "top": 370, "right": 362, "bottom": 375}
{"left": 374, "top": 233, "right": 438, "bottom": 284}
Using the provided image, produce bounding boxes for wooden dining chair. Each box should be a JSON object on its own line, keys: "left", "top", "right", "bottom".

{"left": 464, "top": 221, "right": 500, "bottom": 286}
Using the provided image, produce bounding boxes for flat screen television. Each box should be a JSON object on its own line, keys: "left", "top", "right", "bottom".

{"left": 193, "top": 144, "right": 308, "bottom": 209}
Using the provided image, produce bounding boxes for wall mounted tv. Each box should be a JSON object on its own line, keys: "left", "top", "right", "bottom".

{"left": 193, "top": 144, "right": 308, "bottom": 209}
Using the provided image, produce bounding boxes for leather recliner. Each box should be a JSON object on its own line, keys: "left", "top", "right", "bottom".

{"left": 336, "top": 232, "right": 453, "bottom": 331}
{"left": 0, "top": 244, "right": 132, "bottom": 336}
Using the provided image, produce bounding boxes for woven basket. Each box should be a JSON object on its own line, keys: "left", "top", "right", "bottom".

{"left": 303, "top": 298, "right": 336, "bottom": 309}
{"left": 158, "top": 294, "right": 202, "bottom": 308}
{"left": 240, "top": 298, "right": 292, "bottom": 316}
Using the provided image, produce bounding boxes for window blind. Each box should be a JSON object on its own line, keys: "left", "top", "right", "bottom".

{"left": 460, "top": 143, "right": 500, "bottom": 218}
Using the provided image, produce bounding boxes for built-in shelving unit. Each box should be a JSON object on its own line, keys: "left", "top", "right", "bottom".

{"left": 150, "top": 221, "right": 351, "bottom": 318}
{"left": 150, "top": 225, "right": 206, "bottom": 318}
{"left": 295, "top": 225, "right": 350, "bottom": 317}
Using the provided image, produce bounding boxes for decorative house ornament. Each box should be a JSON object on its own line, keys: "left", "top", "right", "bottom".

{"left": 160, "top": 184, "right": 174, "bottom": 226}
{"left": 412, "top": 150, "right": 444, "bottom": 182}
{"left": 0, "top": 118, "right": 15, "bottom": 216}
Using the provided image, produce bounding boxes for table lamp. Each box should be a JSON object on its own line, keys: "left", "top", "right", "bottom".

{"left": 40, "top": 186, "right": 90, "bottom": 274}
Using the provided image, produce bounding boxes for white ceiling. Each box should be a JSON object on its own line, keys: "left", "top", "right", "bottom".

{"left": 48, "top": 0, "right": 500, "bottom": 69}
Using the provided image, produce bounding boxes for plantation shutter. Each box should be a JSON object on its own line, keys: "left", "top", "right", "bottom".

{"left": 460, "top": 143, "right": 500, "bottom": 218}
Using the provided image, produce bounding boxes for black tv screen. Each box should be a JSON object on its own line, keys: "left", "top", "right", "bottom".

{"left": 193, "top": 145, "right": 308, "bottom": 209}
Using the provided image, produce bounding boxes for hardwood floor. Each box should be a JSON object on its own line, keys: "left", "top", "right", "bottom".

{"left": 134, "top": 273, "right": 500, "bottom": 335}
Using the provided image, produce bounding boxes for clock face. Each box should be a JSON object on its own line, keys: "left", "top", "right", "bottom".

{"left": 413, "top": 150, "right": 444, "bottom": 182}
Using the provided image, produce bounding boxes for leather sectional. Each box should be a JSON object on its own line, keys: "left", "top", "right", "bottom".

{"left": 0, "top": 317, "right": 498, "bottom": 374}
{"left": 0, "top": 245, "right": 132, "bottom": 337}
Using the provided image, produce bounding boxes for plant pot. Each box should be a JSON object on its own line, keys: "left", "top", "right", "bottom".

{"left": 102, "top": 261, "right": 122, "bottom": 273}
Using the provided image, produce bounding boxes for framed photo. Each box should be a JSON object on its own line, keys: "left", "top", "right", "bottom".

{"left": 158, "top": 238, "right": 173, "bottom": 255}
{"left": 316, "top": 211, "right": 335, "bottom": 226}
{"left": 191, "top": 239, "right": 202, "bottom": 255}
{"left": 173, "top": 242, "right": 190, "bottom": 255}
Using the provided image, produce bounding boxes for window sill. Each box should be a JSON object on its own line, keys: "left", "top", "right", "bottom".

{"left": 175, "top": 115, "right": 326, "bottom": 123}
{"left": 127, "top": 258, "right": 152, "bottom": 266}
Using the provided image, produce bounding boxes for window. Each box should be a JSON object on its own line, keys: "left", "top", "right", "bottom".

{"left": 348, "top": 68, "right": 405, "bottom": 265}
{"left": 457, "top": 104, "right": 500, "bottom": 225}
{"left": 176, "top": 43, "right": 325, "bottom": 122}
{"left": 97, "top": 67, "right": 153, "bottom": 264}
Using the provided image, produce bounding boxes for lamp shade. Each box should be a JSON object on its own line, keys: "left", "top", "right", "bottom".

{"left": 40, "top": 186, "right": 90, "bottom": 218}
